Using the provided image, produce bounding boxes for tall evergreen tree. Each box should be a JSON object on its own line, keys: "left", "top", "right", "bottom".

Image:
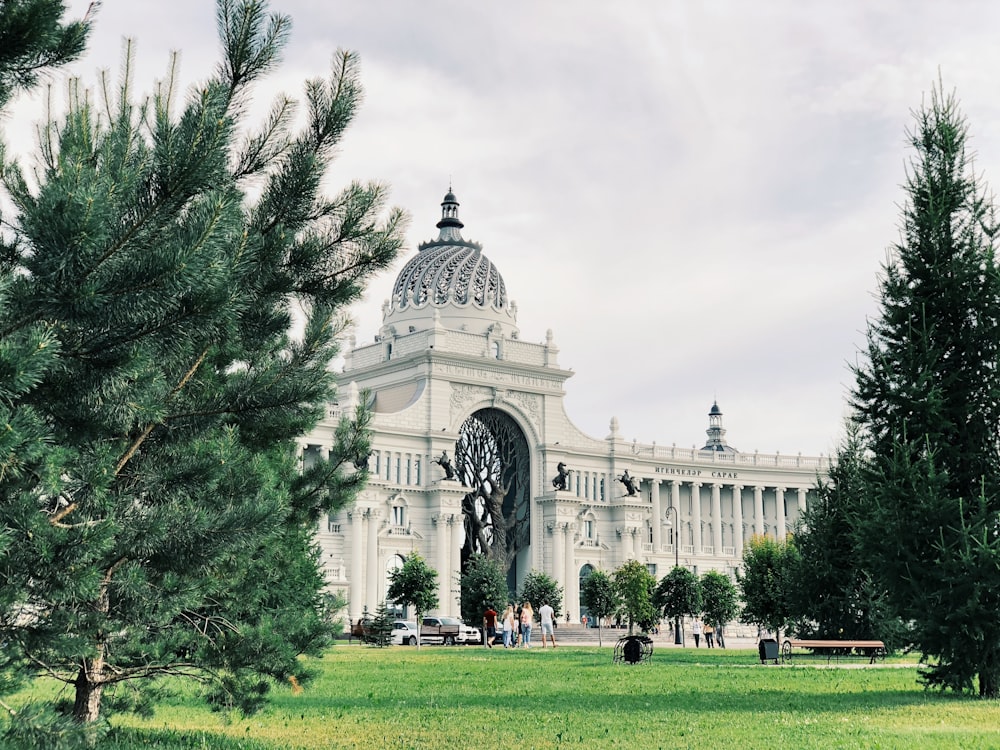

{"left": 851, "top": 82, "right": 1000, "bottom": 697}
{"left": 0, "top": 0, "right": 404, "bottom": 724}
{"left": 787, "top": 426, "right": 905, "bottom": 647}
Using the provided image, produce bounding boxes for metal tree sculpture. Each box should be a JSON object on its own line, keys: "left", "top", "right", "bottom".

{"left": 455, "top": 409, "right": 529, "bottom": 576}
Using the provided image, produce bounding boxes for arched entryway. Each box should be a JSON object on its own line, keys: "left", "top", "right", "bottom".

{"left": 455, "top": 407, "right": 530, "bottom": 593}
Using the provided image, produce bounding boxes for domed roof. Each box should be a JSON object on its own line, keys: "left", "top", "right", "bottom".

{"left": 383, "top": 190, "right": 517, "bottom": 335}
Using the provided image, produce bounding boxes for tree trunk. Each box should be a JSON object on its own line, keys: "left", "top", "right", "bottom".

{"left": 979, "top": 668, "right": 999, "bottom": 698}
{"left": 73, "top": 658, "right": 105, "bottom": 724}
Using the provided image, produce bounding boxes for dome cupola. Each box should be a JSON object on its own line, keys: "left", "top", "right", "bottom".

{"left": 382, "top": 190, "right": 518, "bottom": 336}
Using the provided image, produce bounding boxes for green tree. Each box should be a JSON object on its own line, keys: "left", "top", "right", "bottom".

{"left": 459, "top": 554, "right": 508, "bottom": 639}
{"left": 366, "top": 602, "right": 394, "bottom": 648}
{"left": 579, "top": 568, "right": 618, "bottom": 647}
{"left": 0, "top": 0, "right": 404, "bottom": 726}
{"left": 387, "top": 553, "right": 438, "bottom": 650}
{"left": 612, "top": 560, "right": 656, "bottom": 635}
{"left": 654, "top": 566, "right": 701, "bottom": 645}
{"left": 0, "top": 0, "right": 89, "bottom": 108}
{"left": 786, "top": 426, "right": 906, "bottom": 648}
{"left": 699, "top": 571, "right": 739, "bottom": 648}
{"left": 851, "top": 82, "right": 1000, "bottom": 697}
{"left": 737, "top": 535, "right": 798, "bottom": 640}
{"left": 517, "top": 570, "right": 563, "bottom": 620}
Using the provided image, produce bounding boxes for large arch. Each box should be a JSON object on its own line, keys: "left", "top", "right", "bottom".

{"left": 454, "top": 407, "right": 531, "bottom": 592}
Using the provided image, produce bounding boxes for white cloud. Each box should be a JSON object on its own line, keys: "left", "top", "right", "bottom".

{"left": 12, "top": 0, "right": 1000, "bottom": 457}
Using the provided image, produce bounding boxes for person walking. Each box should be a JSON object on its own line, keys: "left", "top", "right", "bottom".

{"left": 704, "top": 621, "right": 715, "bottom": 648}
{"left": 520, "top": 601, "right": 534, "bottom": 648}
{"left": 483, "top": 604, "right": 498, "bottom": 648}
{"left": 502, "top": 605, "right": 515, "bottom": 648}
{"left": 692, "top": 618, "right": 703, "bottom": 648}
{"left": 539, "top": 600, "right": 557, "bottom": 648}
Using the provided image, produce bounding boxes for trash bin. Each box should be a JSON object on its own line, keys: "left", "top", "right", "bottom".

{"left": 758, "top": 638, "right": 779, "bottom": 664}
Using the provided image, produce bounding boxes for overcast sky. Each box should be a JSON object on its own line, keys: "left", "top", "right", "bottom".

{"left": 8, "top": 1, "right": 1000, "bottom": 457}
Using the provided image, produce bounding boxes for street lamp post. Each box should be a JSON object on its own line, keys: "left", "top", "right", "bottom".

{"left": 664, "top": 506, "right": 683, "bottom": 645}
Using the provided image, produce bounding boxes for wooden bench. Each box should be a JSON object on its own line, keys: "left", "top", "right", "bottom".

{"left": 781, "top": 638, "right": 886, "bottom": 664}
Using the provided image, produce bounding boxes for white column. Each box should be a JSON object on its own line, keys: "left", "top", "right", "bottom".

{"left": 552, "top": 522, "right": 565, "bottom": 595}
{"left": 671, "top": 481, "right": 681, "bottom": 550}
{"left": 435, "top": 514, "right": 450, "bottom": 612}
{"left": 449, "top": 515, "right": 462, "bottom": 613}
{"left": 564, "top": 524, "right": 576, "bottom": 622}
{"left": 753, "top": 486, "right": 765, "bottom": 537}
{"left": 732, "top": 485, "right": 744, "bottom": 557}
{"left": 349, "top": 508, "right": 363, "bottom": 621}
{"left": 775, "top": 487, "right": 787, "bottom": 539}
{"left": 797, "top": 488, "right": 808, "bottom": 528}
{"left": 651, "top": 479, "right": 662, "bottom": 551}
{"left": 711, "top": 483, "right": 723, "bottom": 555}
{"left": 691, "top": 482, "right": 702, "bottom": 554}
{"left": 365, "top": 509, "right": 379, "bottom": 609}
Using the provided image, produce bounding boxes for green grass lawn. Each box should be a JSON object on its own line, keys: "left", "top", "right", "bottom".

{"left": 16, "top": 645, "right": 1000, "bottom": 749}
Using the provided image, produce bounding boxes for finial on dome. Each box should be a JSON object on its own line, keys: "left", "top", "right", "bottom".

{"left": 437, "top": 187, "right": 464, "bottom": 231}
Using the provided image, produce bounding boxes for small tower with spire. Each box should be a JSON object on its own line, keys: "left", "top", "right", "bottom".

{"left": 702, "top": 401, "right": 737, "bottom": 453}
{"left": 436, "top": 188, "right": 464, "bottom": 237}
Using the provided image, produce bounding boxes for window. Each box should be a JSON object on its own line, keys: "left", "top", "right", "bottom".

{"left": 392, "top": 505, "right": 405, "bottom": 527}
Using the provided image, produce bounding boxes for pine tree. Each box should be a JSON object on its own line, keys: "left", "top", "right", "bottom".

{"left": 367, "top": 602, "right": 394, "bottom": 648}
{"left": 787, "top": 426, "right": 905, "bottom": 647}
{"left": 0, "top": 0, "right": 404, "bottom": 724}
{"left": 851, "top": 82, "right": 1000, "bottom": 697}
{"left": 0, "top": 0, "right": 89, "bottom": 108}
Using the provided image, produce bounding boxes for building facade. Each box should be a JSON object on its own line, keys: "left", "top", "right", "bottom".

{"left": 301, "top": 190, "right": 830, "bottom": 624}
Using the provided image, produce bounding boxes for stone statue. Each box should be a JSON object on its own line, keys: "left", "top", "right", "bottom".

{"left": 618, "top": 469, "right": 639, "bottom": 497}
{"left": 552, "top": 462, "right": 571, "bottom": 491}
{"left": 434, "top": 450, "right": 456, "bottom": 480}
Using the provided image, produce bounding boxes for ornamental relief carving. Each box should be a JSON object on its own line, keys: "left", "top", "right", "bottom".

{"left": 505, "top": 390, "right": 541, "bottom": 423}
{"left": 449, "top": 384, "right": 541, "bottom": 434}
{"left": 450, "top": 384, "right": 492, "bottom": 420}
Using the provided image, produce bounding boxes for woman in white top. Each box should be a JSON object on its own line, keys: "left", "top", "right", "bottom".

{"left": 692, "top": 619, "right": 703, "bottom": 648}
{"left": 502, "top": 605, "right": 515, "bottom": 648}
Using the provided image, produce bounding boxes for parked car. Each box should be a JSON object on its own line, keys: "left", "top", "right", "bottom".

{"left": 391, "top": 620, "right": 420, "bottom": 646}
{"left": 444, "top": 616, "right": 482, "bottom": 645}
{"left": 420, "top": 616, "right": 482, "bottom": 645}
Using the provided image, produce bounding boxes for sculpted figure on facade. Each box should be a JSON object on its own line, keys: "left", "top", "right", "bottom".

{"left": 619, "top": 469, "right": 639, "bottom": 497}
{"left": 434, "top": 450, "right": 456, "bottom": 480}
{"left": 552, "top": 462, "right": 571, "bottom": 491}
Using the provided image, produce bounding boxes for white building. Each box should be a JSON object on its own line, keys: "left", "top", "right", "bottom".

{"left": 303, "top": 190, "right": 829, "bottom": 623}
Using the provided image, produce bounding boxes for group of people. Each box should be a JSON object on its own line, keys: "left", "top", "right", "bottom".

{"left": 483, "top": 601, "right": 557, "bottom": 649}
{"left": 691, "top": 619, "right": 722, "bottom": 648}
